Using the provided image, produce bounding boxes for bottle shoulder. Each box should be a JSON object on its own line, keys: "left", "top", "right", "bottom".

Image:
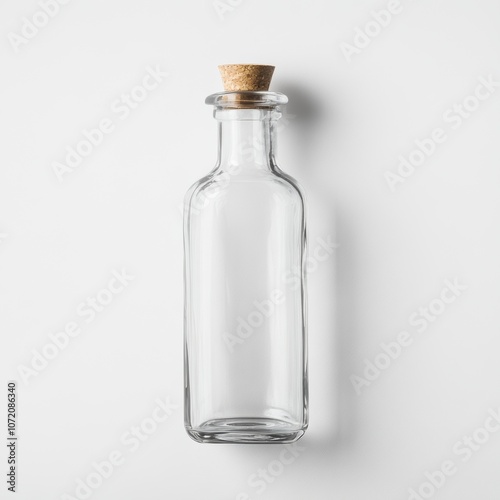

{"left": 185, "top": 166, "right": 305, "bottom": 204}
{"left": 271, "top": 166, "right": 306, "bottom": 204}
{"left": 184, "top": 167, "right": 306, "bottom": 228}
{"left": 183, "top": 167, "right": 220, "bottom": 207}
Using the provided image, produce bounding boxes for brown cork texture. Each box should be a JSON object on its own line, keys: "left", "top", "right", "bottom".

{"left": 218, "top": 64, "right": 275, "bottom": 91}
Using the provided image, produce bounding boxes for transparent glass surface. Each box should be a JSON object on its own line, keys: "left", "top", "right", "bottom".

{"left": 184, "top": 92, "right": 308, "bottom": 443}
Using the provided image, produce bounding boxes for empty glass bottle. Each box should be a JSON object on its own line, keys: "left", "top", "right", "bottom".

{"left": 184, "top": 65, "right": 308, "bottom": 443}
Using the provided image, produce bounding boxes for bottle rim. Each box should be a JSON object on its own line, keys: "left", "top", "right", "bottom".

{"left": 205, "top": 91, "right": 288, "bottom": 108}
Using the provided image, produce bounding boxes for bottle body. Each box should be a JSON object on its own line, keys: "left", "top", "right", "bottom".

{"left": 184, "top": 94, "right": 308, "bottom": 443}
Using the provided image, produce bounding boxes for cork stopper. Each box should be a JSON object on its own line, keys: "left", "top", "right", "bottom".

{"left": 218, "top": 64, "right": 275, "bottom": 92}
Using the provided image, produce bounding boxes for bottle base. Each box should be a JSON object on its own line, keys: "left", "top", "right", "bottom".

{"left": 186, "top": 417, "right": 306, "bottom": 444}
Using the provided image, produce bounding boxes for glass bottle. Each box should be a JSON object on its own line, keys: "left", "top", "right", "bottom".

{"left": 183, "top": 65, "right": 308, "bottom": 444}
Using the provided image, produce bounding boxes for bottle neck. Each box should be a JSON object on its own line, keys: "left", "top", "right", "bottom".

{"left": 216, "top": 108, "right": 278, "bottom": 172}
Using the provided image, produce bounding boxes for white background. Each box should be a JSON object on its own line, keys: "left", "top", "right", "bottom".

{"left": 1, "top": 0, "right": 500, "bottom": 499}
